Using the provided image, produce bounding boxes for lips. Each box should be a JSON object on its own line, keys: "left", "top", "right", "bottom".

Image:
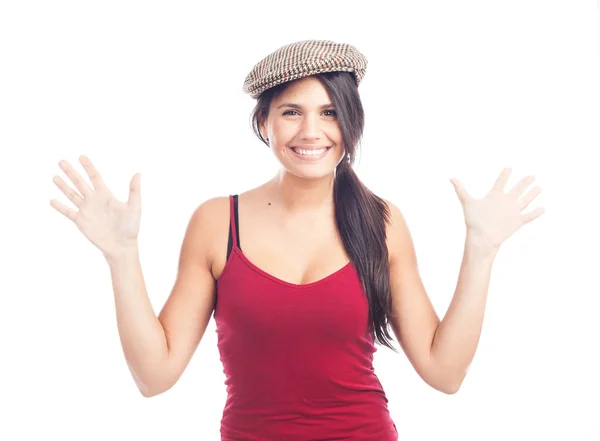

{"left": 289, "top": 146, "right": 331, "bottom": 161}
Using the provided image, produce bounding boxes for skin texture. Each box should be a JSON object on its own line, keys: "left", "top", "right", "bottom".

{"left": 51, "top": 76, "right": 544, "bottom": 397}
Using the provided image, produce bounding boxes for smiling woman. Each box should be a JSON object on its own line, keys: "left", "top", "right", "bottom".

{"left": 49, "top": 38, "right": 545, "bottom": 441}
{"left": 200, "top": 42, "right": 400, "bottom": 439}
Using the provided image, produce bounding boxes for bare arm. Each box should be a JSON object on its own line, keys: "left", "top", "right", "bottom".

{"left": 384, "top": 173, "right": 541, "bottom": 394}
{"left": 107, "top": 245, "right": 169, "bottom": 396}
{"left": 107, "top": 197, "right": 222, "bottom": 397}
{"left": 385, "top": 200, "right": 497, "bottom": 394}
{"left": 428, "top": 235, "right": 497, "bottom": 392}
{"left": 429, "top": 169, "right": 541, "bottom": 391}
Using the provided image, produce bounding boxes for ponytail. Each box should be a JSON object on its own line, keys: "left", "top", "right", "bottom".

{"left": 334, "top": 162, "right": 397, "bottom": 352}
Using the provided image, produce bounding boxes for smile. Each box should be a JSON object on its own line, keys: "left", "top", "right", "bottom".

{"left": 289, "top": 146, "right": 331, "bottom": 161}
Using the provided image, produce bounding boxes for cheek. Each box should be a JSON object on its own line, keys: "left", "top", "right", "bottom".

{"left": 270, "top": 129, "right": 294, "bottom": 150}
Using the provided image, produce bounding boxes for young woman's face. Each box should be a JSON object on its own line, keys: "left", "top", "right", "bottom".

{"left": 260, "top": 76, "right": 345, "bottom": 179}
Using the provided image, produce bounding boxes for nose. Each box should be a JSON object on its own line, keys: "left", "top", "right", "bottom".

{"left": 299, "top": 113, "right": 322, "bottom": 141}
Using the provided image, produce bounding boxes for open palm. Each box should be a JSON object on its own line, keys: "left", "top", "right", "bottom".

{"left": 50, "top": 155, "right": 142, "bottom": 258}
{"left": 450, "top": 168, "right": 545, "bottom": 249}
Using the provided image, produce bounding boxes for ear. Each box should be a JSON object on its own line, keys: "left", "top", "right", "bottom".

{"left": 258, "top": 112, "right": 267, "bottom": 138}
{"left": 259, "top": 112, "right": 268, "bottom": 139}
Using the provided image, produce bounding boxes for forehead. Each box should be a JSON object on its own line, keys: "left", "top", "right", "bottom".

{"left": 274, "top": 76, "right": 331, "bottom": 104}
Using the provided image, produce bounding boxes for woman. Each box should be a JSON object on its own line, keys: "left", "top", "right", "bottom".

{"left": 50, "top": 40, "right": 545, "bottom": 440}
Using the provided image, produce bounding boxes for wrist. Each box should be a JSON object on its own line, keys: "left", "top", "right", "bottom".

{"left": 465, "top": 232, "right": 499, "bottom": 258}
{"left": 104, "top": 242, "right": 139, "bottom": 265}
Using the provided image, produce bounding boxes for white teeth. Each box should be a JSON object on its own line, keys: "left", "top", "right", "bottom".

{"left": 293, "top": 148, "right": 327, "bottom": 156}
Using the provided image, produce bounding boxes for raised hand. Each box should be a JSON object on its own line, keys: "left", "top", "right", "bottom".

{"left": 50, "top": 155, "right": 142, "bottom": 259}
{"left": 450, "top": 168, "right": 545, "bottom": 249}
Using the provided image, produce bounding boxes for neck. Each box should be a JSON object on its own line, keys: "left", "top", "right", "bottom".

{"left": 265, "top": 169, "right": 336, "bottom": 213}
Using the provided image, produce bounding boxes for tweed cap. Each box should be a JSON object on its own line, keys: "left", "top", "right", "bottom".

{"left": 243, "top": 40, "right": 368, "bottom": 99}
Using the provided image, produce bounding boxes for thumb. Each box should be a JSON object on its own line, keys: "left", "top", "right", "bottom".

{"left": 450, "top": 178, "right": 471, "bottom": 204}
{"left": 127, "top": 173, "right": 142, "bottom": 209}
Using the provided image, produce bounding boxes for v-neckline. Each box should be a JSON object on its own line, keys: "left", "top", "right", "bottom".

{"left": 225, "top": 245, "right": 353, "bottom": 289}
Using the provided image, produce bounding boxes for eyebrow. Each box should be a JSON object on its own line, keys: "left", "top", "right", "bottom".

{"left": 276, "top": 103, "right": 335, "bottom": 110}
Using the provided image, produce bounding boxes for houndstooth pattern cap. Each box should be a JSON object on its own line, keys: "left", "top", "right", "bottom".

{"left": 243, "top": 40, "right": 368, "bottom": 99}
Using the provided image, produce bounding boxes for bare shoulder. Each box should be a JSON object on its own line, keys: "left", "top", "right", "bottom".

{"left": 189, "top": 195, "right": 230, "bottom": 230}
{"left": 380, "top": 198, "right": 412, "bottom": 265}
{"left": 193, "top": 190, "right": 263, "bottom": 280}
{"left": 186, "top": 196, "right": 230, "bottom": 258}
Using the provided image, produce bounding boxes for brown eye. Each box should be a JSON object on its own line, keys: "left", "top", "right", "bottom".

{"left": 282, "top": 110, "right": 337, "bottom": 117}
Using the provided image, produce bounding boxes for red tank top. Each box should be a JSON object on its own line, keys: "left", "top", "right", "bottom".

{"left": 214, "top": 195, "right": 398, "bottom": 440}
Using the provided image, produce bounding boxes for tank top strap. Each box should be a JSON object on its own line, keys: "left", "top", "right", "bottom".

{"left": 227, "top": 194, "right": 240, "bottom": 260}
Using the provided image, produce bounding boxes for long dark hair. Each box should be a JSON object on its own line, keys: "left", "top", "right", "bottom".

{"left": 249, "top": 72, "right": 398, "bottom": 352}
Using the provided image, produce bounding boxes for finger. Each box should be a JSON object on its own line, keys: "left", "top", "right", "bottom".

{"left": 518, "top": 186, "right": 541, "bottom": 210}
{"left": 521, "top": 207, "right": 545, "bottom": 225}
{"left": 508, "top": 175, "right": 536, "bottom": 199}
{"left": 50, "top": 199, "right": 77, "bottom": 222}
{"left": 53, "top": 175, "right": 83, "bottom": 207}
{"left": 492, "top": 167, "right": 512, "bottom": 192}
{"left": 79, "top": 155, "right": 106, "bottom": 190}
{"left": 450, "top": 178, "right": 473, "bottom": 204}
{"left": 127, "top": 173, "right": 142, "bottom": 209}
{"left": 59, "top": 160, "right": 92, "bottom": 197}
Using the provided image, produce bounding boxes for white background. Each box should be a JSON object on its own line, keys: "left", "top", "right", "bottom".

{"left": 1, "top": 1, "right": 599, "bottom": 440}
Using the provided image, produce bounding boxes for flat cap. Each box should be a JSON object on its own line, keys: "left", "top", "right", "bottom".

{"left": 243, "top": 39, "right": 368, "bottom": 99}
